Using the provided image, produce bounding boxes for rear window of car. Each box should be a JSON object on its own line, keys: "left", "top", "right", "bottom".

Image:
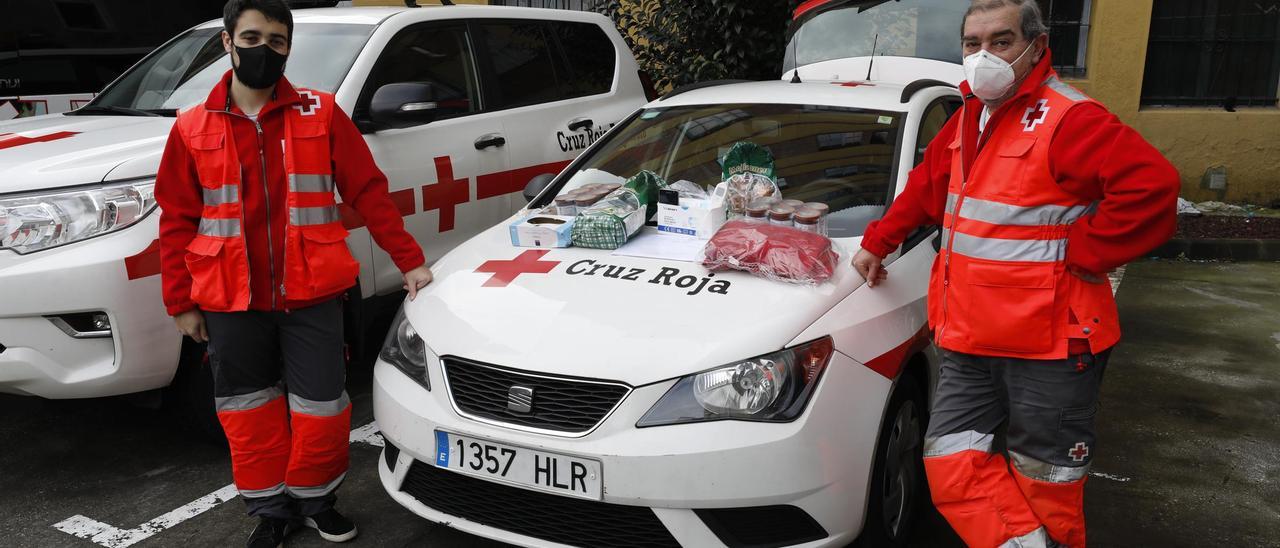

{"left": 551, "top": 21, "right": 616, "bottom": 97}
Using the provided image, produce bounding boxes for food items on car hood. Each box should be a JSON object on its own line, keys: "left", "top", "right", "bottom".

{"left": 702, "top": 220, "right": 840, "bottom": 285}
{"left": 572, "top": 170, "right": 668, "bottom": 249}
{"left": 721, "top": 141, "right": 776, "bottom": 181}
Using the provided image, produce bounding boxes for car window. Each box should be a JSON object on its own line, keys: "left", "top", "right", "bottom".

{"left": 480, "top": 21, "right": 563, "bottom": 109}
{"left": 549, "top": 21, "right": 615, "bottom": 98}
{"left": 360, "top": 24, "right": 480, "bottom": 120}
{"left": 915, "top": 99, "right": 953, "bottom": 165}
{"left": 90, "top": 24, "right": 375, "bottom": 113}
{"left": 550, "top": 103, "right": 903, "bottom": 239}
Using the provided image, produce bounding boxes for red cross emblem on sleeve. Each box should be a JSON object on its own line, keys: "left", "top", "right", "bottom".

{"left": 1022, "top": 99, "right": 1050, "bottom": 132}
{"left": 475, "top": 250, "right": 560, "bottom": 287}
{"left": 1068, "top": 442, "right": 1090, "bottom": 462}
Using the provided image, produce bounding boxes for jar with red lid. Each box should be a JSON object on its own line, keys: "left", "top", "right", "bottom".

{"left": 768, "top": 204, "right": 795, "bottom": 227}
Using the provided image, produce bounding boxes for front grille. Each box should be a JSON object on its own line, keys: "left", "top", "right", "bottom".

{"left": 695, "top": 506, "right": 828, "bottom": 548}
{"left": 401, "top": 460, "right": 680, "bottom": 548}
{"left": 442, "top": 357, "right": 629, "bottom": 434}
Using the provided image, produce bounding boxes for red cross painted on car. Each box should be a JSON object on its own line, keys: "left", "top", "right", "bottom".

{"left": 0, "top": 131, "right": 79, "bottom": 150}
{"left": 1068, "top": 441, "right": 1090, "bottom": 462}
{"left": 422, "top": 156, "right": 470, "bottom": 232}
{"left": 474, "top": 250, "right": 561, "bottom": 287}
{"left": 1022, "top": 99, "right": 1050, "bottom": 132}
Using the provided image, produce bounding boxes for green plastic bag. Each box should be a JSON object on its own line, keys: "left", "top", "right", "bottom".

{"left": 572, "top": 170, "right": 668, "bottom": 249}
{"left": 721, "top": 141, "right": 776, "bottom": 181}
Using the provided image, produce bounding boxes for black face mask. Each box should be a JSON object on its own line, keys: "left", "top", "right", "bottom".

{"left": 233, "top": 43, "right": 287, "bottom": 90}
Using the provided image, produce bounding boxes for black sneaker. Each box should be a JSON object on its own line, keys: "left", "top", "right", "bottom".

{"left": 246, "top": 517, "right": 292, "bottom": 548}
{"left": 303, "top": 508, "right": 358, "bottom": 543}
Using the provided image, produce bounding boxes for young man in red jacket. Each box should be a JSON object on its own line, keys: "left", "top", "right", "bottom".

{"left": 156, "top": 1, "right": 432, "bottom": 546}
{"left": 852, "top": 1, "right": 1178, "bottom": 546}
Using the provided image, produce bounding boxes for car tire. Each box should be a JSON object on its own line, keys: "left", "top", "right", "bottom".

{"left": 166, "top": 339, "right": 226, "bottom": 444}
{"left": 855, "top": 369, "right": 926, "bottom": 547}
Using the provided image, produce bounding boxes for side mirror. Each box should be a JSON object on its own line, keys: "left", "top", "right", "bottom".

{"left": 523, "top": 173, "right": 556, "bottom": 203}
{"left": 369, "top": 82, "right": 465, "bottom": 130}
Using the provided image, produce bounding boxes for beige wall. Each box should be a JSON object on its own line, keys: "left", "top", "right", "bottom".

{"left": 1063, "top": 0, "right": 1280, "bottom": 204}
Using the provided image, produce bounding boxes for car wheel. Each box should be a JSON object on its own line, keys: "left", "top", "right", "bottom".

{"left": 165, "top": 339, "right": 226, "bottom": 444}
{"left": 856, "top": 370, "right": 926, "bottom": 547}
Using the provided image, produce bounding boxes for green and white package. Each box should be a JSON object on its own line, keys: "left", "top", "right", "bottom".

{"left": 720, "top": 141, "right": 776, "bottom": 181}
{"left": 571, "top": 170, "right": 668, "bottom": 249}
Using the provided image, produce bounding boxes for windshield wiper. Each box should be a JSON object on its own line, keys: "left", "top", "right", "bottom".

{"left": 68, "top": 105, "right": 162, "bottom": 117}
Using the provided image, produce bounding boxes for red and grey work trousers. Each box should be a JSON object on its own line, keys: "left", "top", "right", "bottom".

{"left": 204, "top": 298, "right": 350, "bottom": 518}
{"left": 924, "top": 348, "right": 1109, "bottom": 548}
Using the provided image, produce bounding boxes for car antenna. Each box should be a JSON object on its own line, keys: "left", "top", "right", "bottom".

{"left": 866, "top": 33, "right": 878, "bottom": 81}
{"left": 405, "top": 0, "right": 453, "bottom": 6}
{"left": 789, "top": 25, "right": 802, "bottom": 83}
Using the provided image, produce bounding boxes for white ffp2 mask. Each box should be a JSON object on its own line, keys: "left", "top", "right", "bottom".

{"left": 963, "top": 42, "right": 1034, "bottom": 101}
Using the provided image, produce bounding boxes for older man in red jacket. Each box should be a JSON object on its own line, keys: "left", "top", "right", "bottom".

{"left": 852, "top": 1, "right": 1178, "bottom": 546}
{"left": 156, "top": 1, "right": 431, "bottom": 546}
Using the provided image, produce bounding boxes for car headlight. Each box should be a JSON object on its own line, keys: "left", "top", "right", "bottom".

{"left": 379, "top": 305, "right": 431, "bottom": 390}
{"left": 637, "top": 336, "right": 834, "bottom": 427}
{"left": 0, "top": 178, "right": 157, "bottom": 254}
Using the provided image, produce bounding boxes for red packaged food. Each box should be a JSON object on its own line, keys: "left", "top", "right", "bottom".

{"left": 702, "top": 220, "right": 840, "bottom": 284}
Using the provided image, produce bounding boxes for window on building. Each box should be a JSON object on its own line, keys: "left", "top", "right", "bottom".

{"left": 1045, "top": 0, "right": 1092, "bottom": 78}
{"left": 1142, "top": 0, "right": 1280, "bottom": 108}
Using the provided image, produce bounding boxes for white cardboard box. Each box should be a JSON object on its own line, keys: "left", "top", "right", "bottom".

{"left": 656, "top": 185, "right": 727, "bottom": 239}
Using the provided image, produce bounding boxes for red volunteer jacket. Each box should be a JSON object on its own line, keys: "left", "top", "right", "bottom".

{"left": 157, "top": 72, "right": 424, "bottom": 315}
{"left": 861, "top": 50, "right": 1180, "bottom": 354}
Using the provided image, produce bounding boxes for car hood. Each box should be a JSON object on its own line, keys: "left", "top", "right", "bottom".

{"left": 0, "top": 114, "right": 174, "bottom": 193}
{"left": 406, "top": 220, "right": 866, "bottom": 387}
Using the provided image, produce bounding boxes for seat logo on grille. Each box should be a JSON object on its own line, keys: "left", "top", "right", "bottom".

{"left": 507, "top": 385, "right": 534, "bottom": 414}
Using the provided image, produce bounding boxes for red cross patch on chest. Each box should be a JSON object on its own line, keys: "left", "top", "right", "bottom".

{"left": 294, "top": 90, "right": 321, "bottom": 116}
{"left": 1021, "top": 99, "right": 1050, "bottom": 132}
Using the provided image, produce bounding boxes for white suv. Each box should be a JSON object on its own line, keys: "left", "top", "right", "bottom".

{"left": 0, "top": 6, "right": 649, "bottom": 417}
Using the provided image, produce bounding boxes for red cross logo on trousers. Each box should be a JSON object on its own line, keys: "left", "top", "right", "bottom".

{"left": 474, "top": 250, "right": 560, "bottom": 287}
{"left": 294, "top": 90, "right": 321, "bottom": 116}
{"left": 1068, "top": 442, "right": 1090, "bottom": 462}
{"left": 1022, "top": 99, "right": 1050, "bottom": 132}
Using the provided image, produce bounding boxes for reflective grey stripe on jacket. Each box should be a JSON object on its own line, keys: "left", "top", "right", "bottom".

{"left": 202, "top": 185, "right": 239, "bottom": 206}
{"left": 288, "top": 391, "right": 351, "bottom": 417}
{"left": 1044, "top": 75, "right": 1090, "bottom": 103}
{"left": 290, "top": 205, "right": 341, "bottom": 226}
{"left": 198, "top": 217, "right": 242, "bottom": 238}
{"left": 1000, "top": 526, "right": 1051, "bottom": 548}
{"left": 287, "top": 472, "right": 346, "bottom": 498}
{"left": 958, "top": 195, "right": 1094, "bottom": 227}
{"left": 924, "top": 430, "right": 995, "bottom": 458}
{"left": 1009, "top": 451, "right": 1090, "bottom": 483}
{"left": 215, "top": 386, "right": 283, "bottom": 412}
{"left": 949, "top": 232, "right": 1067, "bottom": 263}
{"left": 289, "top": 173, "right": 335, "bottom": 193}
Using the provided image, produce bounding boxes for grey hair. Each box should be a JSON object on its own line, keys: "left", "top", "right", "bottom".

{"left": 964, "top": 0, "right": 1049, "bottom": 40}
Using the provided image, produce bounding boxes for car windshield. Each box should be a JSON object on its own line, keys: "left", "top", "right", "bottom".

{"left": 544, "top": 103, "right": 904, "bottom": 239}
{"left": 784, "top": 0, "right": 968, "bottom": 71}
{"left": 86, "top": 23, "right": 375, "bottom": 115}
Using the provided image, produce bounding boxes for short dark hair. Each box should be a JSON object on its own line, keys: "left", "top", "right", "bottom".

{"left": 964, "top": 0, "right": 1048, "bottom": 41}
{"left": 223, "top": 0, "right": 294, "bottom": 42}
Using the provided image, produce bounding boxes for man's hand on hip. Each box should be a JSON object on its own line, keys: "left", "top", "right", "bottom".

{"left": 852, "top": 248, "right": 888, "bottom": 288}
{"left": 174, "top": 310, "right": 208, "bottom": 343}
{"left": 404, "top": 265, "right": 434, "bottom": 300}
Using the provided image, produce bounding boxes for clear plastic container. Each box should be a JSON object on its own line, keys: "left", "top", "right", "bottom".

{"left": 768, "top": 204, "right": 796, "bottom": 227}
{"left": 802, "top": 202, "right": 829, "bottom": 236}
{"left": 554, "top": 194, "right": 579, "bottom": 216}
{"left": 794, "top": 207, "right": 821, "bottom": 233}
{"left": 745, "top": 201, "right": 770, "bottom": 224}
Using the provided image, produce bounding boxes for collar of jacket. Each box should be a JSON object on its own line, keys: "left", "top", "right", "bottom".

{"left": 201, "top": 69, "right": 304, "bottom": 116}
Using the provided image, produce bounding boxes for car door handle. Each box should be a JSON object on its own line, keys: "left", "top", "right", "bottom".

{"left": 567, "top": 117, "right": 593, "bottom": 132}
{"left": 474, "top": 133, "right": 506, "bottom": 150}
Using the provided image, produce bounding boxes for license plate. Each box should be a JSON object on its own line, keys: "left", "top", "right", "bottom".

{"left": 433, "top": 430, "right": 603, "bottom": 500}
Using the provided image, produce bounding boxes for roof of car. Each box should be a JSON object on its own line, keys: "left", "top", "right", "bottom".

{"left": 650, "top": 79, "right": 925, "bottom": 113}
{"left": 197, "top": 5, "right": 610, "bottom": 29}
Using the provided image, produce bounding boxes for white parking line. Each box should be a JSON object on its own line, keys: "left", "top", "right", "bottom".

{"left": 52, "top": 421, "right": 384, "bottom": 548}
{"left": 1090, "top": 471, "right": 1132, "bottom": 483}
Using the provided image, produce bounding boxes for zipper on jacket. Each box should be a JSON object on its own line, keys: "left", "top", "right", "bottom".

{"left": 252, "top": 118, "right": 279, "bottom": 311}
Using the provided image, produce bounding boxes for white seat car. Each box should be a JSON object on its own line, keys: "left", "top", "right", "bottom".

{"left": 373, "top": 1, "right": 969, "bottom": 538}
{"left": 0, "top": 5, "right": 648, "bottom": 424}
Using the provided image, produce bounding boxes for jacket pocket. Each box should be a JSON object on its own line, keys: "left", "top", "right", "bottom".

{"left": 964, "top": 259, "right": 1056, "bottom": 353}
{"left": 188, "top": 132, "right": 235, "bottom": 188}
{"left": 289, "top": 224, "right": 359, "bottom": 300}
{"left": 184, "top": 235, "right": 231, "bottom": 310}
